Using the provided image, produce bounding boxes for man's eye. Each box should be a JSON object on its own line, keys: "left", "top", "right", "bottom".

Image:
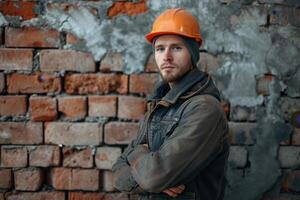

{"left": 172, "top": 46, "right": 182, "bottom": 51}
{"left": 155, "top": 47, "right": 164, "bottom": 52}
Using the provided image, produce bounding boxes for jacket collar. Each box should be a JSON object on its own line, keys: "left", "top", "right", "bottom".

{"left": 149, "top": 68, "right": 207, "bottom": 105}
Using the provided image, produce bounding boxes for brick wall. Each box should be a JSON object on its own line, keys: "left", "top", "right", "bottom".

{"left": 0, "top": 1, "right": 299, "bottom": 200}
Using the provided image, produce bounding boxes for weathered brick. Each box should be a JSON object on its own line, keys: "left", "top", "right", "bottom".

{"left": 230, "top": 105, "right": 257, "bottom": 122}
{"left": 0, "top": 1, "right": 37, "bottom": 20}
{"left": 104, "top": 122, "right": 139, "bottom": 145}
{"left": 5, "top": 27, "right": 60, "bottom": 48}
{"left": 64, "top": 74, "right": 128, "bottom": 94}
{"left": 45, "top": 122, "right": 102, "bottom": 146}
{"left": 145, "top": 53, "right": 159, "bottom": 72}
{"left": 103, "top": 171, "right": 115, "bottom": 192}
{"left": 68, "top": 192, "right": 106, "bottom": 200}
{"left": 0, "top": 49, "right": 33, "bottom": 71}
{"left": 14, "top": 168, "right": 43, "bottom": 191}
{"left": 0, "top": 96, "right": 27, "bottom": 116}
{"left": 0, "top": 73, "right": 4, "bottom": 93}
{"left": 1, "top": 146, "right": 27, "bottom": 167}
{"left": 29, "top": 96, "right": 57, "bottom": 121}
{"left": 29, "top": 145, "right": 60, "bottom": 167}
{"left": 63, "top": 147, "right": 93, "bottom": 168}
{"left": 47, "top": 3, "right": 98, "bottom": 15}
{"left": 129, "top": 73, "right": 160, "bottom": 95}
{"left": 50, "top": 168, "right": 99, "bottom": 191}
{"left": 95, "top": 147, "right": 121, "bottom": 170}
{"left": 66, "top": 33, "right": 81, "bottom": 45}
{"left": 292, "top": 128, "right": 300, "bottom": 145}
{"left": 7, "top": 73, "right": 61, "bottom": 94}
{"left": 258, "top": 0, "right": 300, "bottom": 6}
{"left": 198, "top": 52, "right": 220, "bottom": 73}
{"left": 0, "top": 169, "right": 12, "bottom": 189}
{"left": 279, "top": 97, "right": 300, "bottom": 121}
{"left": 40, "top": 50, "right": 95, "bottom": 72}
{"left": 107, "top": 0, "right": 148, "bottom": 17}
{"left": 279, "top": 146, "right": 300, "bottom": 168}
{"left": 269, "top": 7, "right": 300, "bottom": 27}
{"left": 228, "top": 122, "right": 256, "bottom": 145}
{"left": 5, "top": 191, "right": 65, "bottom": 200}
{"left": 0, "top": 122, "right": 43, "bottom": 145}
{"left": 228, "top": 146, "right": 248, "bottom": 168}
{"left": 256, "top": 74, "right": 276, "bottom": 96}
{"left": 100, "top": 52, "right": 124, "bottom": 72}
{"left": 282, "top": 170, "right": 300, "bottom": 192}
{"left": 88, "top": 96, "right": 117, "bottom": 117}
{"left": 58, "top": 96, "right": 87, "bottom": 119}
{"left": 118, "top": 96, "right": 146, "bottom": 120}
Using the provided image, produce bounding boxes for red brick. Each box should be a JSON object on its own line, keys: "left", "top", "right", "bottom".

{"left": 29, "top": 96, "right": 57, "bottom": 121}
{"left": 145, "top": 53, "right": 159, "bottom": 72}
{"left": 100, "top": 53, "right": 124, "bottom": 72}
{"left": 68, "top": 192, "right": 106, "bottom": 200}
{"left": 63, "top": 147, "right": 93, "bottom": 168}
{"left": 282, "top": 170, "right": 300, "bottom": 192}
{"left": 108, "top": 0, "right": 148, "bottom": 17}
{"left": 1, "top": 146, "right": 27, "bottom": 167}
{"left": 0, "top": 1, "right": 37, "bottom": 20}
{"left": 29, "top": 145, "right": 60, "bottom": 167}
{"left": 0, "top": 169, "right": 12, "bottom": 189}
{"left": 198, "top": 53, "right": 220, "bottom": 73}
{"left": 45, "top": 122, "right": 102, "bottom": 146}
{"left": 5, "top": 191, "right": 65, "bottom": 200}
{"left": 66, "top": 33, "right": 81, "bottom": 45}
{"left": 256, "top": 74, "right": 276, "bottom": 96}
{"left": 40, "top": 50, "right": 95, "bottom": 72}
{"left": 104, "top": 122, "right": 139, "bottom": 145}
{"left": 58, "top": 96, "right": 86, "bottom": 119}
{"left": 292, "top": 128, "right": 300, "bottom": 145}
{"left": 95, "top": 147, "right": 121, "bottom": 170}
{"left": 5, "top": 27, "right": 60, "bottom": 48}
{"left": 88, "top": 96, "right": 117, "bottom": 117}
{"left": 14, "top": 168, "right": 43, "bottom": 191}
{"left": 7, "top": 73, "right": 61, "bottom": 94}
{"left": 64, "top": 74, "right": 128, "bottom": 94}
{"left": 0, "top": 122, "right": 43, "bottom": 145}
{"left": 50, "top": 168, "right": 99, "bottom": 191}
{"left": 118, "top": 96, "right": 146, "bottom": 120}
{"left": 0, "top": 49, "right": 33, "bottom": 70}
{"left": 0, "top": 73, "right": 4, "bottom": 93}
{"left": 129, "top": 73, "right": 159, "bottom": 94}
{"left": 0, "top": 96, "right": 27, "bottom": 116}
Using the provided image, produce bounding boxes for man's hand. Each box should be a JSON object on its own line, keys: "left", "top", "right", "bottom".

{"left": 163, "top": 185, "right": 185, "bottom": 198}
{"left": 142, "top": 144, "right": 148, "bottom": 148}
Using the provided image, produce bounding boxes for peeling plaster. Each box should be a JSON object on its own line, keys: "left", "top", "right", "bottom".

{"left": 0, "top": 12, "right": 8, "bottom": 27}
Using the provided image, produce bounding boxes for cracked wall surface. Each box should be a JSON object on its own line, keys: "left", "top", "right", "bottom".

{"left": 0, "top": 0, "right": 299, "bottom": 199}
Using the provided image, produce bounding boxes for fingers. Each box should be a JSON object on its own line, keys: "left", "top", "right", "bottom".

{"left": 163, "top": 185, "right": 185, "bottom": 197}
{"left": 142, "top": 144, "right": 148, "bottom": 148}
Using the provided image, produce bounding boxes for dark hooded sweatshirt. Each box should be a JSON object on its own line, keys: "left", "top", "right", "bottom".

{"left": 112, "top": 67, "right": 229, "bottom": 200}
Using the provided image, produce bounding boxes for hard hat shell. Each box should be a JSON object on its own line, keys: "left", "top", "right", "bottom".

{"left": 145, "top": 8, "right": 202, "bottom": 46}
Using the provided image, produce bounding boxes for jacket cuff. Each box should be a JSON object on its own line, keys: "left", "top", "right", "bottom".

{"left": 127, "top": 145, "right": 149, "bottom": 165}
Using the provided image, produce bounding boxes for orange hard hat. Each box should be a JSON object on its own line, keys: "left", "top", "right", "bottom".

{"left": 145, "top": 8, "right": 202, "bottom": 46}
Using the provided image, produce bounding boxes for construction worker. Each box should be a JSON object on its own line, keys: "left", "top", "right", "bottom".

{"left": 112, "top": 8, "right": 229, "bottom": 200}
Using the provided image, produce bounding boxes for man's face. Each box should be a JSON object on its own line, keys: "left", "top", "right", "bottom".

{"left": 154, "top": 35, "right": 192, "bottom": 87}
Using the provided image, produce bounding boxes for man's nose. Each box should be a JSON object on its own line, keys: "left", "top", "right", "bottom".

{"left": 163, "top": 48, "right": 173, "bottom": 62}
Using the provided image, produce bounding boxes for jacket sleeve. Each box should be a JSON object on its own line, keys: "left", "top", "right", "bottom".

{"left": 126, "top": 97, "right": 228, "bottom": 193}
{"left": 112, "top": 120, "right": 149, "bottom": 193}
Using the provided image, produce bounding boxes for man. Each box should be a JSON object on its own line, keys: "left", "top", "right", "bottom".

{"left": 112, "top": 8, "right": 229, "bottom": 200}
